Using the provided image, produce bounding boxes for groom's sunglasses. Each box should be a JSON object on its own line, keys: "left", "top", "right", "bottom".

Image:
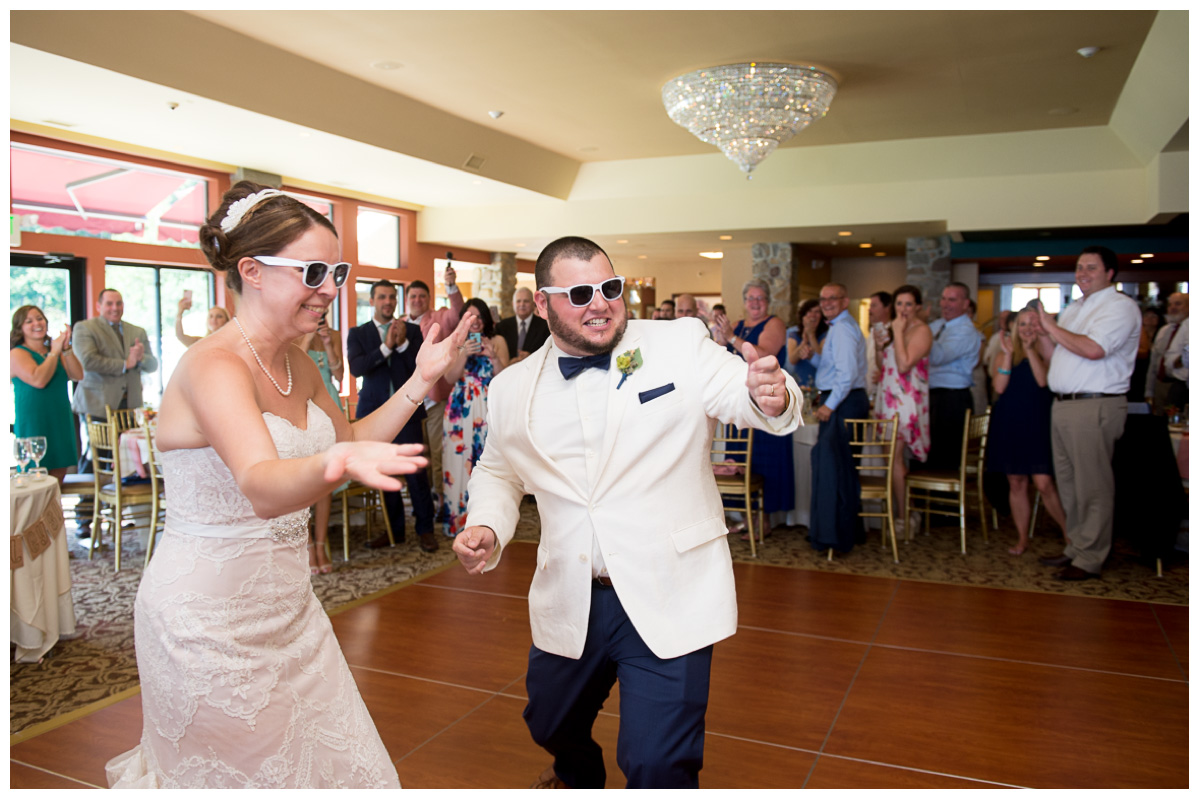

{"left": 253, "top": 255, "right": 351, "bottom": 289}
{"left": 539, "top": 276, "right": 626, "bottom": 307}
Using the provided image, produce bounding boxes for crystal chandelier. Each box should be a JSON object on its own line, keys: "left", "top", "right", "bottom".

{"left": 662, "top": 62, "right": 838, "bottom": 178}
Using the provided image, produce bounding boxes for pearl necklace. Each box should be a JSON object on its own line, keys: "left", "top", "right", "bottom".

{"left": 233, "top": 317, "right": 292, "bottom": 396}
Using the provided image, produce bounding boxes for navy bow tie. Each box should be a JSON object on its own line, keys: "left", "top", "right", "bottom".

{"left": 559, "top": 352, "right": 611, "bottom": 380}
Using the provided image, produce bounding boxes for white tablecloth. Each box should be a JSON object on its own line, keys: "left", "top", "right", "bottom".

{"left": 786, "top": 422, "right": 820, "bottom": 527}
{"left": 10, "top": 475, "right": 76, "bottom": 663}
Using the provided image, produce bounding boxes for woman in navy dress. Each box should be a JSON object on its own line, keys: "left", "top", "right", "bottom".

{"left": 714, "top": 279, "right": 794, "bottom": 532}
{"left": 986, "top": 308, "right": 1067, "bottom": 555}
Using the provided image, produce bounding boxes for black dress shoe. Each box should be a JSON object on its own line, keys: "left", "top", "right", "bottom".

{"left": 418, "top": 532, "right": 438, "bottom": 553}
{"left": 365, "top": 533, "right": 394, "bottom": 549}
{"left": 1055, "top": 565, "right": 1100, "bottom": 581}
{"left": 1038, "top": 554, "right": 1072, "bottom": 567}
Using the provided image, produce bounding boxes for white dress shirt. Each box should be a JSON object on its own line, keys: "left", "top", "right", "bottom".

{"left": 530, "top": 341, "right": 611, "bottom": 577}
{"left": 1046, "top": 285, "right": 1141, "bottom": 395}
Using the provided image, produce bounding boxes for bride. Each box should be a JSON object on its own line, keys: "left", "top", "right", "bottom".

{"left": 106, "top": 182, "right": 475, "bottom": 788}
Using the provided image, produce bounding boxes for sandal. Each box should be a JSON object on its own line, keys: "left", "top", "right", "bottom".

{"left": 307, "top": 542, "right": 319, "bottom": 576}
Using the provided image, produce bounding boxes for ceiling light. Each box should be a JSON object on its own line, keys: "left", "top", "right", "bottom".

{"left": 719, "top": 235, "right": 733, "bottom": 241}
{"left": 838, "top": 231, "right": 852, "bottom": 237}
{"left": 372, "top": 60, "right": 403, "bottom": 70}
{"left": 1076, "top": 46, "right": 1100, "bottom": 58}
{"left": 859, "top": 243, "right": 872, "bottom": 249}
{"left": 699, "top": 252, "right": 724, "bottom": 259}
{"left": 488, "top": 110, "right": 504, "bottom": 120}
{"left": 875, "top": 252, "right": 886, "bottom": 257}
{"left": 1131, "top": 259, "right": 1144, "bottom": 264}
{"left": 1035, "top": 256, "right": 1050, "bottom": 261}
{"left": 662, "top": 62, "right": 838, "bottom": 178}
{"left": 616, "top": 239, "right": 629, "bottom": 244}
{"left": 1141, "top": 253, "right": 1155, "bottom": 258}
{"left": 515, "top": 243, "right": 526, "bottom": 248}
{"left": 638, "top": 255, "right": 647, "bottom": 259}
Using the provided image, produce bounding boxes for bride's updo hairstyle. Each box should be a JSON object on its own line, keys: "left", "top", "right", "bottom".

{"left": 200, "top": 180, "right": 338, "bottom": 294}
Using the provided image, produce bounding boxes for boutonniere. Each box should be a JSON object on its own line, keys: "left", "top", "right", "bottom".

{"left": 615, "top": 348, "right": 643, "bottom": 389}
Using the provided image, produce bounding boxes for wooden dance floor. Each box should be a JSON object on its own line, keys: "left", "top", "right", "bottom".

{"left": 10, "top": 541, "right": 1189, "bottom": 788}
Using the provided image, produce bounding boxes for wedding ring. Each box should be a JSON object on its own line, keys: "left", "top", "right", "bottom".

{"left": 457, "top": 345, "right": 465, "bottom": 352}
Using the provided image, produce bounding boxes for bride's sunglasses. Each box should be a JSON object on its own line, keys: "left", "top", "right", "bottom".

{"left": 539, "top": 276, "right": 626, "bottom": 307}
{"left": 253, "top": 255, "right": 351, "bottom": 289}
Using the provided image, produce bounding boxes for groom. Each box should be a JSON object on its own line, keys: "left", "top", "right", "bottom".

{"left": 453, "top": 237, "right": 801, "bottom": 788}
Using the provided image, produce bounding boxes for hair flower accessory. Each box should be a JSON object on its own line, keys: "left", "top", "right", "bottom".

{"left": 615, "top": 347, "right": 643, "bottom": 389}
{"left": 220, "top": 188, "right": 286, "bottom": 233}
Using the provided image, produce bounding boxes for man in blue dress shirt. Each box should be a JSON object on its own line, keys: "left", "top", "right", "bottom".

{"left": 926, "top": 282, "right": 983, "bottom": 470}
{"left": 809, "top": 283, "right": 869, "bottom": 553}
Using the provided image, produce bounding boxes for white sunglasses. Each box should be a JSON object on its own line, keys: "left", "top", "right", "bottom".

{"left": 539, "top": 276, "right": 626, "bottom": 307}
{"left": 253, "top": 255, "right": 351, "bottom": 288}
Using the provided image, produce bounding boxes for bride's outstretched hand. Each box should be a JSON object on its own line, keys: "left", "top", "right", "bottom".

{"left": 322, "top": 441, "right": 428, "bottom": 491}
{"left": 416, "top": 308, "right": 479, "bottom": 384}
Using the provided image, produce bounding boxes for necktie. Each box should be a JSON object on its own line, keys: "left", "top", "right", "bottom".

{"left": 934, "top": 321, "right": 943, "bottom": 340}
{"left": 559, "top": 352, "right": 611, "bottom": 380}
{"left": 112, "top": 322, "right": 124, "bottom": 348}
{"left": 517, "top": 318, "right": 528, "bottom": 352}
{"left": 1158, "top": 324, "right": 1180, "bottom": 379}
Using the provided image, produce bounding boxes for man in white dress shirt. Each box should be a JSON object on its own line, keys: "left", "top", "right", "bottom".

{"left": 452, "top": 237, "right": 800, "bottom": 788}
{"left": 1145, "top": 291, "right": 1189, "bottom": 412}
{"left": 1033, "top": 246, "right": 1140, "bottom": 580}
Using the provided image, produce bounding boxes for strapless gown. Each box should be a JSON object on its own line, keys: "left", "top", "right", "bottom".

{"left": 106, "top": 400, "right": 400, "bottom": 788}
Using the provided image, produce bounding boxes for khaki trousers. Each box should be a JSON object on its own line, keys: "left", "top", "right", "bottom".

{"left": 424, "top": 400, "right": 446, "bottom": 495}
{"left": 1051, "top": 396, "right": 1127, "bottom": 573}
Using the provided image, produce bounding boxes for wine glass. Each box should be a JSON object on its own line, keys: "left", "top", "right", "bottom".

{"left": 13, "top": 438, "right": 30, "bottom": 485}
{"left": 27, "top": 436, "right": 47, "bottom": 477}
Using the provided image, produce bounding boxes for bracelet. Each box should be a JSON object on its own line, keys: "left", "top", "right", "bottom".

{"left": 403, "top": 392, "right": 423, "bottom": 406}
{"left": 998, "top": 368, "right": 1012, "bottom": 375}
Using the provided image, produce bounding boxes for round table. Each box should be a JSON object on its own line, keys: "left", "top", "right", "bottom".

{"left": 10, "top": 475, "right": 77, "bottom": 663}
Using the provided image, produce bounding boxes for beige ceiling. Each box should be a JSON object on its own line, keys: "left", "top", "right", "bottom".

{"left": 187, "top": 10, "right": 1155, "bottom": 161}
{"left": 8, "top": 10, "right": 1185, "bottom": 272}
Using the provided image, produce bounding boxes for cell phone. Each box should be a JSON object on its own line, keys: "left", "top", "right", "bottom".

{"left": 468, "top": 332, "right": 482, "bottom": 345}
{"left": 183, "top": 289, "right": 193, "bottom": 303}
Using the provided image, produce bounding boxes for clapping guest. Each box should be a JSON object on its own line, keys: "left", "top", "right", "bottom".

{"left": 786, "top": 299, "right": 827, "bottom": 388}
{"left": 874, "top": 286, "right": 932, "bottom": 535}
{"left": 10, "top": 305, "right": 83, "bottom": 484}
{"left": 175, "top": 293, "right": 230, "bottom": 347}
{"left": 986, "top": 308, "right": 1067, "bottom": 555}
{"left": 442, "top": 297, "right": 509, "bottom": 536}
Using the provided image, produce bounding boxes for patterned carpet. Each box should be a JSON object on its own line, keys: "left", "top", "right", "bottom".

{"left": 10, "top": 497, "right": 1186, "bottom": 738}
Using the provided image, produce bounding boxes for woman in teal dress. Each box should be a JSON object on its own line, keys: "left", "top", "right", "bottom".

{"left": 10, "top": 305, "right": 83, "bottom": 484}
{"left": 296, "top": 316, "right": 344, "bottom": 574}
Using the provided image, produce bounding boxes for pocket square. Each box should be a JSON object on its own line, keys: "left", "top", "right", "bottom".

{"left": 639, "top": 383, "right": 675, "bottom": 404}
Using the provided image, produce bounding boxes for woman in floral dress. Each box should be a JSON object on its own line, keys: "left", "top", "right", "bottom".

{"left": 875, "top": 285, "right": 932, "bottom": 536}
{"left": 442, "top": 297, "right": 509, "bottom": 536}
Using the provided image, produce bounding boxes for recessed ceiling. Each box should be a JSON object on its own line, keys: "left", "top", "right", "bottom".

{"left": 9, "top": 10, "right": 1182, "bottom": 269}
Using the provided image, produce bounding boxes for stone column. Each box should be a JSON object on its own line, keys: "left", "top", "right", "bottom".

{"left": 750, "top": 243, "right": 800, "bottom": 324}
{"left": 906, "top": 235, "right": 953, "bottom": 319}
{"left": 476, "top": 252, "right": 518, "bottom": 315}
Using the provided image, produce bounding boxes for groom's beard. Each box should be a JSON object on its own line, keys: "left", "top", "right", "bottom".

{"left": 545, "top": 303, "right": 629, "bottom": 357}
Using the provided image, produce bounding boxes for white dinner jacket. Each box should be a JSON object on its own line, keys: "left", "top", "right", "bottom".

{"left": 466, "top": 318, "right": 801, "bottom": 660}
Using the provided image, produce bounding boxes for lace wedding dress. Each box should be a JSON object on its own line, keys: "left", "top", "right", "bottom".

{"left": 106, "top": 401, "right": 400, "bottom": 788}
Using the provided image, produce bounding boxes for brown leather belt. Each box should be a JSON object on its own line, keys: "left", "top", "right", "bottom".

{"left": 593, "top": 576, "right": 614, "bottom": 588}
{"left": 1054, "top": 392, "right": 1124, "bottom": 401}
